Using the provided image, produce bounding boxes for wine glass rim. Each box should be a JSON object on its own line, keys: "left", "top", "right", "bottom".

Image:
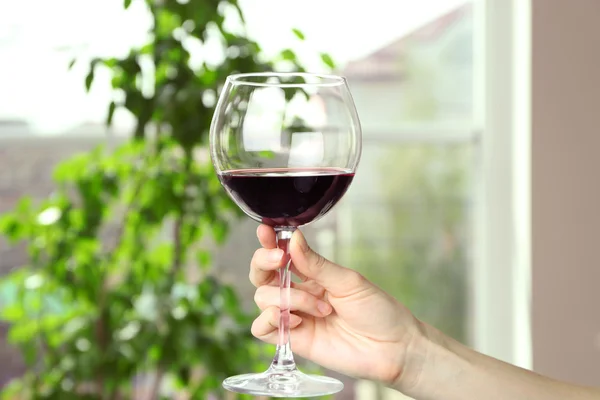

{"left": 227, "top": 72, "right": 347, "bottom": 88}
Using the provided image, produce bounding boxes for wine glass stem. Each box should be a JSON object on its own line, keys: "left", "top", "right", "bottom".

{"left": 271, "top": 228, "right": 297, "bottom": 372}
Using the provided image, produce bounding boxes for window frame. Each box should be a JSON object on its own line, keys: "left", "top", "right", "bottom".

{"left": 471, "top": 0, "right": 532, "bottom": 369}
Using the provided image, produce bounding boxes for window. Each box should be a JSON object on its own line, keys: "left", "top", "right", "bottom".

{"left": 327, "top": 3, "right": 475, "bottom": 345}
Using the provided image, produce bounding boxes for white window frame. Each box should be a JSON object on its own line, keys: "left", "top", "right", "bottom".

{"left": 471, "top": 0, "right": 531, "bottom": 369}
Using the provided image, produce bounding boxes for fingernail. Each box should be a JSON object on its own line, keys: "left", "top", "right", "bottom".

{"left": 290, "top": 314, "right": 302, "bottom": 326}
{"left": 295, "top": 230, "right": 310, "bottom": 253}
{"left": 317, "top": 300, "right": 332, "bottom": 315}
{"left": 269, "top": 249, "right": 284, "bottom": 262}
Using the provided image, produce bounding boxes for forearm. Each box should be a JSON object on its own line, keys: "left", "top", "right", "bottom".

{"left": 396, "top": 323, "right": 600, "bottom": 400}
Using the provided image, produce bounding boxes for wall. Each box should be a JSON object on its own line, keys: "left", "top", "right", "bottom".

{"left": 531, "top": 0, "right": 600, "bottom": 386}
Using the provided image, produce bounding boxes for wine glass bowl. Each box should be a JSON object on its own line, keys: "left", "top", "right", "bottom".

{"left": 210, "top": 72, "right": 361, "bottom": 397}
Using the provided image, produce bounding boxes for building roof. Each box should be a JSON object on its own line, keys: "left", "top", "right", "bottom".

{"left": 343, "top": 3, "right": 471, "bottom": 81}
{"left": 0, "top": 119, "right": 32, "bottom": 137}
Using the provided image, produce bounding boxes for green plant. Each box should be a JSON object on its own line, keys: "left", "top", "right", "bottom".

{"left": 0, "top": 0, "right": 334, "bottom": 398}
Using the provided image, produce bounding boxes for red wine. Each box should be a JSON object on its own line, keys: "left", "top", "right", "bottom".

{"left": 219, "top": 168, "right": 354, "bottom": 227}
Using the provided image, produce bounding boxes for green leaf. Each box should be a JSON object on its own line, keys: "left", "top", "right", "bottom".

{"left": 156, "top": 9, "right": 182, "bottom": 37}
{"left": 139, "top": 43, "right": 153, "bottom": 55}
{"left": 0, "top": 214, "right": 22, "bottom": 241}
{"left": 211, "top": 221, "right": 228, "bottom": 244}
{"left": 85, "top": 66, "right": 95, "bottom": 92}
{"left": 53, "top": 155, "right": 86, "bottom": 182}
{"left": 199, "top": 67, "right": 217, "bottom": 85}
{"left": 68, "top": 58, "right": 76, "bottom": 70}
{"left": 320, "top": 52, "right": 336, "bottom": 69}
{"left": 1, "top": 378, "right": 26, "bottom": 399}
{"left": 0, "top": 303, "right": 24, "bottom": 322}
{"left": 102, "top": 57, "right": 118, "bottom": 68}
{"left": 149, "top": 243, "right": 174, "bottom": 268}
{"left": 292, "top": 28, "right": 305, "bottom": 40}
{"left": 220, "top": 285, "right": 241, "bottom": 315}
{"left": 8, "top": 320, "right": 40, "bottom": 344}
{"left": 197, "top": 250, "right": 211, "bottom": 268}
{"left": 281, "top": 49, "right": 297, "bottom": 61}
{"left": 16, "top": 196, "right": 32, "bottom": 214}
{"left": 107, "top": 101, "right": 117, "bottom": 127}
{"left": 256, "top": 150, "right": 275, "bottom": 159}
{"left": 124, "top": 0, "right": 132, "bottom": 9}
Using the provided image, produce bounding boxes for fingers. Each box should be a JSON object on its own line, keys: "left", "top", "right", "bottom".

{"left": 251, "top": 225, "right": 307, "bottom": 286}
{"left": 290, "top": 229, "right": 371, "bottom": 297}
{"left": 251, "top": 224, "right": 368, "bottom": 297}
{"left": 292, "top": 280, "right": 326, "bottom": 297}
{"left": 290, "top": 263, "right": 308, "bottom": 282}
{"left": 254, "top": 285, "right": 332, "bottom": 317}
{"left": 257, "top": 225, "right": 277, "bottom": 249}
{"left": 251, "top": 307, "right": 303, "bottom": 339}
{"left": 249, "top": 247, "right": 285, "bottom": 287}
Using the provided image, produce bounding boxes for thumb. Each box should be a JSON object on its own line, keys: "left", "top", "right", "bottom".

{"left": 290, "top": 229, "right": 370, "bottom": 297}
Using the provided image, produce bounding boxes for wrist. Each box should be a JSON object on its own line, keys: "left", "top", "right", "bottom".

{"left": 392, "top": 321, "right": 471, "bottom": 399}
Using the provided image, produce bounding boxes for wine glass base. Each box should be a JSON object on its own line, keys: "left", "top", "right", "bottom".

{"left": 223, "top": 368, "right": 344, "bottom": 398}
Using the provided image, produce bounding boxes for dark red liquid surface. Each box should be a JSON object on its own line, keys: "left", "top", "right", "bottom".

{"left": 219, "top": 168, "right": 354, "bottom": 227}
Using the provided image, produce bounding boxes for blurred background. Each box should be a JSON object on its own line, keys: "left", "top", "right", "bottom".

{"left": 0, "top": 0, "right": 598, "bottom": 399}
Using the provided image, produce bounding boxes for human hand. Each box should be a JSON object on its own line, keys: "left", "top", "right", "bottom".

{"left": 249, "top": 225, "right": 427, "bottom": 387}
{"left": 252, "top": 229, "right": 600, "bottom": 400}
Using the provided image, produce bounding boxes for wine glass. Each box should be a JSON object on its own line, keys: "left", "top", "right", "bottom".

{"left": 209, "top": 72, "right": 361, "bottom": 398}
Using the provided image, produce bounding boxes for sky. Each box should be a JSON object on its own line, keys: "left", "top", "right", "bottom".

{"left": 0, "top": 0, "right": 466, "bottom": 134}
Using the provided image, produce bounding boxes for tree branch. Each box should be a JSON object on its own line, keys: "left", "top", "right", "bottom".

{"left": 145, "top": 367, "right": 165, "bottom": 400}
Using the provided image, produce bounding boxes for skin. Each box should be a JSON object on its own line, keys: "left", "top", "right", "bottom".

{"left": 249, "top": 225, "right": 600, "bottom": 400}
